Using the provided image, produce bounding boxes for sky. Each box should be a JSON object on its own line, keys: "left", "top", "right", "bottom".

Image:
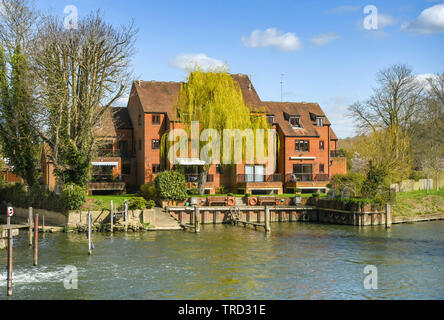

{"left": 34, "top": 0, "right": 444, "bottom": 138}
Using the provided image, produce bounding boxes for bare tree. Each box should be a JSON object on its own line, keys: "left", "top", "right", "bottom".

{"left": 411, "top": 73, "right": 444, "bottom": 191}
{"left": 349, "top": 64, "right": 424, "bottom": 133}
{"left": 0, "top": 0, "right": 39, "bottom": 51}
{"left": 33, "top": 11, "right": 137, "bottom": 186}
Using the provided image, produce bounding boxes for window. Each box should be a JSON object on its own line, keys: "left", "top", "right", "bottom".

{"left": 119, "top": 141, "right": 128, "bottom": 157}
{"left": 295, "top": 140, "right": 310, "bottom": 152}
{"left": 290, "top": 116, "right": 302, "bottom": 128}
{"left": 138, "top": 140, "right": 142, "bottom": 151}
{"left": 152, "top": 139, "right": 160, "bottom": 150}
{"left": 267, "top": 115, "right": 275, "bottom": 125}
{"left": 320, "top": 164, "right": 325, "bottom": 173}
{"left": 316, "top": 117, "right": 324, "bottom": 127}
{"left": 152, "top": 164, "right": 160, "bottom": 174}
{"left": 138, "top": 114, "right": 142, "bottom": 126}
{"left": 216, "top": 164, "right": 224, "bottom": 174}
{"left": 245, "top": 165, "right": 265, "bottom": 182}
{"left": 319, "top": 140, "right": 325, "bottom": 151}
{"left": 122, "top": 164, "right": 131, "bottom": 175}
{"left": 292, "top": 164, "right": 313, "bottom": 182}
{"left": 152, "top": 115, "right": 160, "bottom": 125}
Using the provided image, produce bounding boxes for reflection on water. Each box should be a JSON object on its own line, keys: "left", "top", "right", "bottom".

{"left": 1, "top": 221, "right": 443, "bottom": 300}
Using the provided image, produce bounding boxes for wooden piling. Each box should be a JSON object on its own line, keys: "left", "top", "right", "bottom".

{"left": 265, "top": 206, "right": 271, "bottom": 233}
{"left": 110, "top": 200, "right": 114, "bottom": 233}
{"left": 88, "top": 210, "right": 92, "bottom": 255}
{"left": 28, "top": 207, "right": 33, "bottom": 246}
{"left": 33, "top": 214, "right": 38, "bottom": 266}
{"left": 7, "top": 228, "right": 13, "bottom": 296}
{"left": 42, "top": 215, "right": 45, "bottom": 233}
{"left": 194, "top": 207, "right": 200, "bottom": 233}
{"left": 124, "top": 200, "right": 128, "bottom": 232}
{"left": 385, "top": 204, "right": 392, "bottom": 229}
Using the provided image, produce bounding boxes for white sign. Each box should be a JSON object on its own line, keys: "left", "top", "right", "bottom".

{"left": 7, "top": 206, "right": 14, "bottom": 217}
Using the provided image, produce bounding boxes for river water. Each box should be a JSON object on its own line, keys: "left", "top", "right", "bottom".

{"left": 1, "top": 221, "right": 443, "bottom": 300}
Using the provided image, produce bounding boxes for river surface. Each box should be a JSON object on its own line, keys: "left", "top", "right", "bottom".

{"left": 1, "top": 221, "right": 443, "bottom": 300}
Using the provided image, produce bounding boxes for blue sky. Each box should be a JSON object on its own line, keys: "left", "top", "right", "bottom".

{"left": 34, "top": 0, "right": 444, "bottom": 138}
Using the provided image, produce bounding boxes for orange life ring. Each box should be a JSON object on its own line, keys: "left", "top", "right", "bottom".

{"left": 227, "top": 197, "right": 235, "bottom": 206}
{"left": 249, "top": 197, "right": 258, "bottom": 206}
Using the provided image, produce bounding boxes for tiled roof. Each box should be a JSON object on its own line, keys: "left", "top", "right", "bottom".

{"left": 132, "top": 74, "right": 338, "bottom": 140}
{"left": 262, "top": 101, "right": 334, "bottom": 138}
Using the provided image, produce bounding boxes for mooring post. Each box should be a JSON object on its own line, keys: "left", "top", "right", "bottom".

{"left": 194, "top": 207, "right": 200, "bottom": 233}
{"left": 7, "top": 228, "right": 13, "bottom": 296}
{"left": 110, "top": 200, "right": 114, "bottom": 233}
{"left": 42, "top": 215, "right": 45, "bottom": 233}
{"left": 385, "top": 204, "right": 392, "bottom": 229}
{"left": 33, "top": 214, "right": 39, "bottom": 266}
{"left": 88, "top": 210, "right": 92, "bottom": 255}
{"left": 124, "top": 200, "right": 128, "bottom": 232}
{"left": 28, "top": 207, "right": 33, "bottom": 246}
{"left": 265, "top": 206, "right": 271, "bottom": 233}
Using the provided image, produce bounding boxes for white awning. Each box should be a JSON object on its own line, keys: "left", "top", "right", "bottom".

{"left": 92, "top": 162, "right": 118, "bottom": 167}
{"left": 176, "top": 158, "right": 206, "bottom": 166}
{"left": 290, "top": 157, "right": 316, "bottom": 160}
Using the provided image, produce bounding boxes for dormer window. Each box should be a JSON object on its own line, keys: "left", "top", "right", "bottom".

{"left": 289, "top": 116, "right": 302, "bottom": 128}
{"left": 267, "top": 115, "right": 275, "bottom": 125}
{"left": 316, "top": 117, "right": 324, "bottom": 127}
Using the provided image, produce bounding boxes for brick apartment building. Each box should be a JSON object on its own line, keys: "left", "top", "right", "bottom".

{"left": 41, "top": 74, "right": 347, "bottom": 194}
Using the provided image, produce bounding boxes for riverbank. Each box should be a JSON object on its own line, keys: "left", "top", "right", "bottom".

{"left": 392, "top": 188, "right": 444, "bottom": 222}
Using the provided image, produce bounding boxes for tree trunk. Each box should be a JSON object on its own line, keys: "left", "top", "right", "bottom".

{"left": 198, "top": 165, "right": 211, "bottom": 195}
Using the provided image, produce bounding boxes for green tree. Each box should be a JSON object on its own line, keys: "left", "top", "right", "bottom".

{"left": 0, "top": 44, "right": 40, "bottom": 186}
{"left": 164, "top": 70, "right": 271, "bottom": 195}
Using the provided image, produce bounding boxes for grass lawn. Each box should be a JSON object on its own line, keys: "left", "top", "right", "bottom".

{"left": 392, "top": 188, "right": 444, "bottom": 217}
{"left": 83, "top": 194, "right": 135, "bottom": 211}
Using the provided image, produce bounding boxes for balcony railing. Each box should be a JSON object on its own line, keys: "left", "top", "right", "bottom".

{"left": 286, "top": 173, "right": 330, "bottom": 183}
{"left": 330, "top": 150, "right": 346, "bottom": 158}
{"left": 91, "top": 174, "right": 123, "bottom": 183}
{"left": 185, "top": 174, "right": 214, "bottom": 183}
{"left": 96, "top": 149, "right": 135, "bottom": 158}
{"left": 97, "top": 149, "right": 121, "bottom": 157}
{"left": 237, "top": 174, "right": 282, "bottom": 183}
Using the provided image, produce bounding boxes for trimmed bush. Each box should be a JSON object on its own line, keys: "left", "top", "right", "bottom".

{"left": 61, "top": 183, "right": 87, "bottom": 210}
{"left": 154, "top": 171, "right": 188, "bottom": 201}
{"left": 128, "top": 197, "right": 149, "bottom": 210}
{"left": 140, "top": 182, "right": 157, "bottom": 200}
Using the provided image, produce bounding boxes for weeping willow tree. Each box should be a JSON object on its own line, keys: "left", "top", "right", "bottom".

{"left": 162, "top": 70, "right": 272, "bottom": 195}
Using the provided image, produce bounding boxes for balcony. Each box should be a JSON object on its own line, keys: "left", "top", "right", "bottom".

{"left": 96, "top": 149, "right": 135, "bottom": 159}
{"left": 185, "top": 174, "right": 214, "bottom": 183}
{"left": 237, "top": 174, "right": 282, "bottom": 183}
{"left": 330, "top": 150, "right": 346, "bottom": 158}
{"left": 286, "top": 173, "right": 330, "bottom": 183}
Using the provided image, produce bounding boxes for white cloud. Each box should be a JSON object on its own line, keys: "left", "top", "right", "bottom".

{"left": 401, "top": 4, "right": 444, "bottom": 34}
{"left": 116, "top": 94, "right": 129, "bottom": 108}
{"left": 326, "top": 5, "right": 361, "bottom": 15}
{"left": 169, "top": 53, "right": 229, "bottom": 72}
{"left": 415, "top": 73, "right": 437, "bottom": 89}
{"left": 242, "top": 28, "right": 302, "bottom": 51}
{"left": 311, "top": 32, "right": 340, "bottom": 46}
{"left": 378, "top": 14, "right": 397, "bottom": 28}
